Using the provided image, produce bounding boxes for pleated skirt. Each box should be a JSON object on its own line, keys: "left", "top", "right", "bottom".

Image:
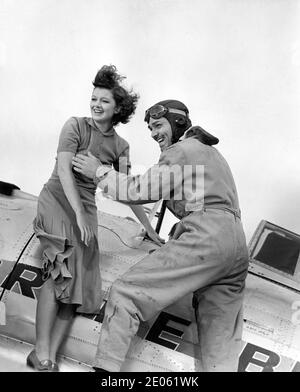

{"left": 33, "top": 179, "right": 102, "bottom": 314}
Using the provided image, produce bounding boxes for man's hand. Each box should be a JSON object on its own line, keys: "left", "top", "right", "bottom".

{"left": 72, "top": 152, "right": 101, "bottom": 179}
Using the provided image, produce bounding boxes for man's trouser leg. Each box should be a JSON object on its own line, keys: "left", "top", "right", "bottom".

{"left": 93, "top": 212, "right": 248, "bottom": 371}
{"left": 193, "top": 272, "right": 246, "bottom": 372}
{"left": 193, "top": 215, "right": 249, "bottom": 372}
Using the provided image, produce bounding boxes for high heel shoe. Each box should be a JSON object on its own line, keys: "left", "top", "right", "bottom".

{"left": 26, "top": 350, "right": 53, "bottom": 371}
{"left": 50, "top": 362, "right": 59, "bottom": 372}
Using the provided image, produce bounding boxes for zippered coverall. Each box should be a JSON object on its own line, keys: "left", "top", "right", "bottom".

{"left": 93, "top": 129, "right": 249, "bottom": 371}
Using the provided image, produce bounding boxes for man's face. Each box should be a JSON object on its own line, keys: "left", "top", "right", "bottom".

{"left": 148, "top": 117, "right": 173, "bottom": 151}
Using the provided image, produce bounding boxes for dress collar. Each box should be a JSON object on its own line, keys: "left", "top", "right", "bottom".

{"left": 87, "top": 117, "right": 115, "bottom": 136}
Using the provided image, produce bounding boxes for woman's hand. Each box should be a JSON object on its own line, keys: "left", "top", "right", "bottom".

{"left": 144, "top": 227, "right": 165, "bottom": 247}
{"left": 76, "top": 210, "right": 94, "bottom": 246}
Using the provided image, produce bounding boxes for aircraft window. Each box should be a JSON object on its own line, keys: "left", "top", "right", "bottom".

{"left": 253, "top": 231, "right": 300, "bottom": 275}
{"left": 249, "top": 220, "right": 300, "bottom": 290}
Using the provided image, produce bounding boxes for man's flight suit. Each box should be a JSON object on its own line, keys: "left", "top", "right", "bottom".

{"left": 93, "top": 128, "right": 249, "bottom": 371}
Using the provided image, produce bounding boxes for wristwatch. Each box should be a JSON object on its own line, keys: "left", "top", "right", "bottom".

{"left": 93, "top": 165, "right": 112, "bottom": 185}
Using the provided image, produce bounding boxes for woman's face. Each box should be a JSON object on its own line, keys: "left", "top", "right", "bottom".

{"left": 90, "top": 87, "right": 119, "bottom": 127}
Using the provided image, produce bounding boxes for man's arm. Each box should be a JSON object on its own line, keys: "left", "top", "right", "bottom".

{"left": 72, "top": 148, "right": 185, "bottom": 204}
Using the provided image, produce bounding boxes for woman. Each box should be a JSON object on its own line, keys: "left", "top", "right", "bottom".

{"left": 28, "top": 65, "right": 163, "bottom": 371}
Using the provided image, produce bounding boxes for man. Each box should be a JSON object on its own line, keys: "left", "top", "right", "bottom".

{"left": 72, "top": 100, "right": 249, "bottom": 372}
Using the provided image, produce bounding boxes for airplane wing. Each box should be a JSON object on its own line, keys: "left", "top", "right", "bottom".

{"left": 1, "top": 185, "right": 300, "bottom": 372}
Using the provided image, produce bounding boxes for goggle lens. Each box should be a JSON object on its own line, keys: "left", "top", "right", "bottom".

{"left": 149, "top": 105, "right": 168, "bottom": 119}
{"left": 144, "top": 105, "right": 168, "bottom": 122}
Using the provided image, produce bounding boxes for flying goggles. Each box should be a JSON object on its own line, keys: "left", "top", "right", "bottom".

{"left": 144, "top": 104, "right": 188, "bottom": 122}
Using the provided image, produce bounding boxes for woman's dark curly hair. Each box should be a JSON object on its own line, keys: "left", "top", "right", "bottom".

{"left": 92, "top": 65, "right": 139, "bottom": 126}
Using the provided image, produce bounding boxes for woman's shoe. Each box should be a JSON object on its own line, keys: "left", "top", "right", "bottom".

{"left": 26, "top": 350, "right": 53, "bottom": 371}
{"left": 50, "top": 362, "right": 59, "bottom": 372}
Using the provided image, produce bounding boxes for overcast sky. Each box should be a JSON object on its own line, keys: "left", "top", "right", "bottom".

{"left": 1, "top": 0, "right": 300, "bottom": 241}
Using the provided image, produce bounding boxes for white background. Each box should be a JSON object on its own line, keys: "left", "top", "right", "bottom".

{"left": 1, "top": 0, "right": 299, "bottom": 241}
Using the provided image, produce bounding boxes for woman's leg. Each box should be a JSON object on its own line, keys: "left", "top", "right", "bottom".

{"left": 49, "top": 303, "right": 76, "bottom": 363}
{"left": 35, "top": 278, "right": 58, "bottom": 360}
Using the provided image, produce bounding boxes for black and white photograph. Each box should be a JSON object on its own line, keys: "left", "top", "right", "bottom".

{"left": 0, "top": 0, "right": 299, "bottom": 377}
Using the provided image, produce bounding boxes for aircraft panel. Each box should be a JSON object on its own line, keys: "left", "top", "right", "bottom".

{"left": 0, "top": 195, "right": 36, "bottom": 262}
{"left": 244, "top": 273, "right": 300, "bottom": 362}
{"left": 1, "top": 190, "right": 300, "bottom": 372}
{"left": 0, "top": 335, "right": 91, "bottom": 372}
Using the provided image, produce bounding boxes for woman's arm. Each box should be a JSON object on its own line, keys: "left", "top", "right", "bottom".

{"left": 129, "top": 205, "right": 165, "bottom": 246}
{"left": 116, "top": 145, "right": 164, "bottom": 246}
{"left": 57, "top": 151, "right": 93, "bottom": 246}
